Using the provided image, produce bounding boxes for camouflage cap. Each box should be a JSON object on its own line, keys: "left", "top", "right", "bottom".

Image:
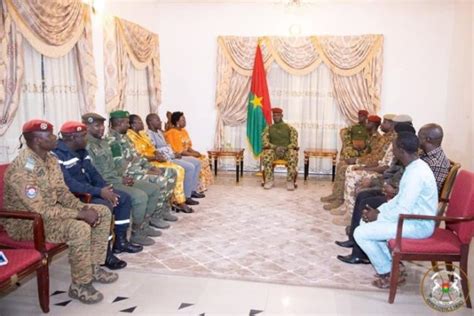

{"left": 110, "top": 110, "right": 130, "bottom": 119}
{"left": 82, "top": 112, "right": 106, "bottom": 124}
{"left": 383, "top": 114, "right": 396, "bottom": 121}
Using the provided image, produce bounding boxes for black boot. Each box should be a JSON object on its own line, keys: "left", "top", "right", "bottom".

{"left": 113, "top": 231, "right": 143, "bottom": 254}
{"left": 103, "top": 241, "right": 127, "bottom": 270}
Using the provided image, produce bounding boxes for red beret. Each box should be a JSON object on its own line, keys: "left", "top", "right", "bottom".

{"left": 60, "top": 121, "right": 87, "bottom": 134}
{"left": 271, "top": 107, "right": 283, "bottom": 114}
{"left": 358, "top": 110, "right": 369, "bottom": 116}
{"left": 22, "top": 119, "right": 53, "bottom": 133}
{"left": 368, "top": 115, "right": 382, "bottom": 124}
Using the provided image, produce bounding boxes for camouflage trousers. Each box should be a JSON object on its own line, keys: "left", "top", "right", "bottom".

{"left": 142, "top": 167, "right": 177, "bottom": 216}
{"left": 340, "top": 165, "right": 382, "bottom": 215}
{"left": 329, "top": 161, "right": 349, "bottom": 200}
{"left": 9, "top": 205, "right": 111, "bottom": 285}
{"left": 151, "top": 161, "right": 186, "bottom": 204}
{"left": 262, "top": 148, "right": 298, "bottom": 182}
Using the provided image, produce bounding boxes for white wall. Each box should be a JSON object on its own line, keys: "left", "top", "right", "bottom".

{"left": 101, "top": 0, "right": 473, "bottom": 169}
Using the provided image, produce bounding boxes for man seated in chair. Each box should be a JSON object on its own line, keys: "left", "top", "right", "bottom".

{"left": 261, "top": 107, "right": 298, "bottom": 191}
{"left": 353, "top": 132, "right": 438, "bottom": 289}
{"left": 2, "top": 120, "right": 117, "bottom": 304}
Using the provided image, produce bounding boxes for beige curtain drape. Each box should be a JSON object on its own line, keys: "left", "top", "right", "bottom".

{"left": 0, "top": 0, "right": 96, "bottom": 136}
{"left": 104, "top": 16, "right": 161, "bottom": 113}
{"left": 214, "top": 34, "right": 383, "bottom": 147}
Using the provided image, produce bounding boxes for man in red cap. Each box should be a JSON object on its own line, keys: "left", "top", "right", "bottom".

{"left": 53, "top": 121, "right": 143, "bottom": 269}
{"left": 261, "top": 107, "right": 298, "bottom": 190}
{"left": 2, "top": 119, "right": 117, "bottom": 304}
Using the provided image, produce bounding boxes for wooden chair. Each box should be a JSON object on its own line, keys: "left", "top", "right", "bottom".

{"left": 387, "top": 170, "right": 474, "bottom": 307}
{"left": 437, "top": 160, "right": 461, "bottom": 219}
{"left": 261, "top": 148, "right": 299, "bottom": 187}
{"left": 0, "top": 164, "right": 68, "bottom": 263}
{"left": 0, "top": 211, "right": 50, "bottom": 313}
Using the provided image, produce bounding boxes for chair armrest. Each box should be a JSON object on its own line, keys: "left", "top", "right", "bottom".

{"left": 392, "top": 214, "right": 474, "bottom": 252}
{"left": 0, "top": 209, "right": 47, "bottom": 254}
{"left": 73, "top": 192, "right": 92, "bottom": 203}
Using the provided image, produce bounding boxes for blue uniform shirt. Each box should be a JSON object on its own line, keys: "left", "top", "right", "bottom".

{"left": 53, "top": 140, "right": 107, "bottom": 197}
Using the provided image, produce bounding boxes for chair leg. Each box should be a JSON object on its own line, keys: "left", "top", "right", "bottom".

{"left": 431, "top": 261, "right": 439, "bottom": 272}
{"left": 388, "top": 254, "right": 400, "bottom": 304}
{"left": 37, "top": 263, "right": 50, "bottom": 313}
{"left": 445, "top": 261, "right": 454, "bottom": 282}
{"left": 460, "top": 249, "right": 472, "bottom": 308}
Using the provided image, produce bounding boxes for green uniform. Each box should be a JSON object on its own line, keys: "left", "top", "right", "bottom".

{"left": 2, "top": 148, "right": 110, "bottom": 285}
{"left": 340, "top": 124, "right": 370, "bottom": 160}
{"left": 86, "top": 134, "right": 160, "bottom": 228}
{"left": 107, "top": 129, "right": 176, "bottom": 217}
{"left": 261, "top": 121, "right": 298, "bottom": 182}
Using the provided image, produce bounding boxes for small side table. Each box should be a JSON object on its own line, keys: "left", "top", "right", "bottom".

{"left": 304, "top": 149, "right": 338, "bottom": 182}
{"left": 207, "top": 148, "right": 245, "bottom": 182}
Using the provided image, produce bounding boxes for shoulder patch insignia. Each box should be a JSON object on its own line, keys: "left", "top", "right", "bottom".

{"left": 25, "top": 184, "right": 38, "bottom": 199}
{"left": 25, "top": 157, "right": 36, "bottom": 171}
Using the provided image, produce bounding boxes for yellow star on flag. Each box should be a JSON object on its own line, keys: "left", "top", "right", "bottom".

{"left": 251, "top": 95, "right": 263, "bottom": 108}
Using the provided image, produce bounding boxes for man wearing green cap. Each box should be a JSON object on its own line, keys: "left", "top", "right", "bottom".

{"left": 83, "top": 112, "right": 161, "bottom": 246}
{"left": 107, "top": 110, "right": 177, "bottom": 232}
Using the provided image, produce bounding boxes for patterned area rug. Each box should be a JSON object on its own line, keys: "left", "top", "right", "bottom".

{"left": 121, "top": 172, "right": 429, "bottom": 293}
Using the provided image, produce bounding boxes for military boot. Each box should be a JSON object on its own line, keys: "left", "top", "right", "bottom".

{"left": 162, "top": 210, "right": 178, "bottom": 222}
{"left": 92, "top": 264, "right": 119, "bottom": 284}
{"left": 264, "top": 180, "right": 274, "bottom": 190}
{"left": 287, "top": 181, "right": 295, "bottom": 191}
{"left": 145, "top": 224, "right": 162, "bottom": 237}
{"left": 323, "top": 199, "right": 344, "bottom": 211}
{"left": 330, "top": 206, "right": 347, "bottom": 216}
{"left": 102, "top": 241, "right": 127, "bottom": 270}
{"left": 68, "top": 282, "right": 103, "bottom": 304}
{"left": 150, "top": 215, "right": 171, "bottom": 229}
{"left": 131, "top": 224, "right": 155, "bottom": 246}
{"left": 113, "top": 231, "right": 143, "bottom": 254}
{"left": 320, "top": 194, "right": 337, "bottom": 203}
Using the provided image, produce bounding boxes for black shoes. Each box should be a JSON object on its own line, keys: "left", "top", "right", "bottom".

{"left": 185, "top": 197, "right": 199, "bottom": 205}
{"left": 103, "top": 253, "right": 127, "bottom": 270}
{"left": 337, "top": 254, "right": 370, "bottom": 265}
{"left": 174, "top": 204, "right": 194, "bottom": 213}
{"left": 335, "top": 240, "right": 354, "bottom": 248}
{"left": 113, "top": 234, "right": 143, "bottom": 254}
{"left": 191, "top": 191, "right": 205, "bottom": 199}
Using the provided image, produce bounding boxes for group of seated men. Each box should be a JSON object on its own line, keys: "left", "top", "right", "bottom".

{"left": 320, "top": 110, "right": 450, "bottom": 288}
{"left": 1, "top": 110, "right": 213, "bottom": 304}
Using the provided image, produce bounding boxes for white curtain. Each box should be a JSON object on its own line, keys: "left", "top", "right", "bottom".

{"left": 123, "top": 64, "right": 152, "bottom": 120}
{"left": 0, "top": 40, "right": 83, "bottom": 163}
{"left": 221, "top": 62, "right": 345, "bottom": 174}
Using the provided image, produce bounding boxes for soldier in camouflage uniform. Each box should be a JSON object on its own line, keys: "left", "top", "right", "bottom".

{"left": 107, "top": 111, "right": 177, "bottom": 232}
{"left": 322, "top": 114, "right": 381, "bottom": 210}
{"left": 2, "top": 120, "right": 117, "bottom": 304}
{"left": 83, "top": 113, "right": 161, "bottom": 247}
{"left": 261, "top": 107, "right": 298, "bottom": 191}
{"left": 331, "top": 115, "right": 397, "bottom": 225}
{"left": 339, "top": 109, "right": 370, "bottom": 160}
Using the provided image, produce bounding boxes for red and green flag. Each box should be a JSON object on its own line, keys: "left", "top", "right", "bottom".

{"left": 246, "top": 44, "right": 272, "bottom": 157}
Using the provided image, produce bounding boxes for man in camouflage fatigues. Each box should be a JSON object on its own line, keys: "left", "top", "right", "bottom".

{"left": 2, "top": 120, "right": 117, "bottom": 304}
{"left": 322, "top": 114, "right": 382, "bottom": 210}
{"left": 339, "top": 109, "right": 370, "bottom": 160}
{"left": 261, "top": 107, "right": 298, "bottom": 191}
{"left": 84, "top": 112, "right": 162, "bottom": 247}
{"left": 331, "top": 115, "right": 397, "bottom": 225}
{"left": 107, "top": 111, "right": 177, "bottom": 231}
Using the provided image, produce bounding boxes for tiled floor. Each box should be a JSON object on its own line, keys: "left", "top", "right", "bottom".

{"left": 0, "top": 172, "right": 472, "bottom": 315}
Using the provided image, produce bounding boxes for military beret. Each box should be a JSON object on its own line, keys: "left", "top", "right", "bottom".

{"left": 271, "top": 107, "right": 283, "bottom": 114}
{"left": 383, "top": 114, "right": 396, "bottom": 120}
{"left": 358, "top": 109, "right": 369, "bottom": 116}
{"left": 60, "top": 121, "right": 87, "bottom": 134}
{"left": 393, "top": 114, "right": 413, "bottom": 123}
{"left": 368, "top": 115, "right": 382, "bottom": 124}
{"left": 82, "top": 112, "right": 106, "bottom": 124}
{"left": 22, "top": 119, "right": 53, "bottom": 133}
{"left": 110, "top": 110, "right": 130, "bottom": 119}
